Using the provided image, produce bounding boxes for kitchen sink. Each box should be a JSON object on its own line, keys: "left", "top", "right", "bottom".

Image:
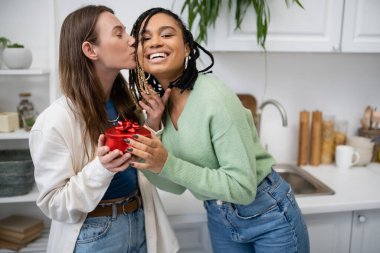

{"left": 273, "top": 164, "right": 335, "bottom": 197}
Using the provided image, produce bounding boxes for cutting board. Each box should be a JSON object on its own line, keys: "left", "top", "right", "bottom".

{"left": 237, "top": 94, "right": 258, "bottom": 127}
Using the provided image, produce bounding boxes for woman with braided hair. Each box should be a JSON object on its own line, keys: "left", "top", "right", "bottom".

{"left": 127, "top": 7, "right": 309, "bottom": 253}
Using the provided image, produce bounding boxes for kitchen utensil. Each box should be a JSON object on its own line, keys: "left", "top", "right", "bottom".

{"left": 298, "top": 110, "right": 310, "bottom": 166}
{"left": 347, "top": 136, "right": 375, "bottom": 166}
{"left": 310, "top": 111, "right": 322, "bottom": 166}
{"left": 237, "top": 94, "right": 257, "bottom": 127}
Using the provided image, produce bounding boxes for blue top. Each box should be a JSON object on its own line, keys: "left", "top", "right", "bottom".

{"left": 102, "top": 99, "right": 137, "bottom": 200}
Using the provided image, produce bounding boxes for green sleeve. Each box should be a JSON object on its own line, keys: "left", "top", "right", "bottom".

{"left": 141, "top": 169, "right": 187, "bottom": 195}
{"left": 159, "top": 122, "right": 258, "bottom": 205}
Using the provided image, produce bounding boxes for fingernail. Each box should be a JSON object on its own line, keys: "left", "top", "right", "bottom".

{"left": 127, "top": 148, "right": 133, "bottom": 152}
{"left": 133, "top": 134, "right": 138, "bottom": 139}
{"left": 124, "top": 139, "right": 130, "bottom": 143}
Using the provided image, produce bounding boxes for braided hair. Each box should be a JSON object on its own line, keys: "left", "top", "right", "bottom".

{"left": 128, "top": 7, "right": 214, "bottom": 101}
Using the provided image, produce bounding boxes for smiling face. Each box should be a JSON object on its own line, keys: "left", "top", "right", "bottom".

{"left": 93, "top": 11, "right": 136, "bottom": 70}
{"left": 137, "top": 13, "right": 190, "bottom": 86}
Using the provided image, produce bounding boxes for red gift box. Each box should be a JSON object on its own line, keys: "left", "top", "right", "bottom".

{"left": 105, "top": 119, "right": 151, "bottom": 151}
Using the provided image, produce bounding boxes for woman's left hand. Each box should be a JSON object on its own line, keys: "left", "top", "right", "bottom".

{"left": 126, "top": 133, "right": 168, "bottom": 173}
{"left": 139, "top": 87, "right": 171, "bottom": 131}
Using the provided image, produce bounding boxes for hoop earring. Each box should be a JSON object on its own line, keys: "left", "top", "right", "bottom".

{"left": 184, "top": 56, "right": 189, "bottom": 70}
{"left": 145, "top": 73, "right": 151, "bottom": 81}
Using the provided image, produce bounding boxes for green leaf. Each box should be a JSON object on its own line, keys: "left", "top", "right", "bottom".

{"left": 0, "top": 37, "right": 11, "bottom": 48}
{"left": 8, "top": 43, "right": 24, "bottom": 48}
{"left": 181, "top": 0, "right": 303, "bottom": 49}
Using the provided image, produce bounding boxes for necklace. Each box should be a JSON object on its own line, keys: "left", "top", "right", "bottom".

{"left": 107, "top": 114, "right": 120, "bottom": 124}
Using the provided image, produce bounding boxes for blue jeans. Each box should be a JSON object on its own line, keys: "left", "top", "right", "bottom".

{"left": 204, "top": 169, "right": 310, "bottom": 253}
{"left": 74, "top": 208, "right": 146, "bottom": 253}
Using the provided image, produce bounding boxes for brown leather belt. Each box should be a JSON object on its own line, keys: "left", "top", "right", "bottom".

{"left": 88, "top": 194, "right": 142, "bottom": 217}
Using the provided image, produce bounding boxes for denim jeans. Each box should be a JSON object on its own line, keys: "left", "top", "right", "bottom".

{"left": 74, "top": 208, "right": 146, "bottom": 253}
{"left": 204, "top": 169, "right": 310, "bottom": 253}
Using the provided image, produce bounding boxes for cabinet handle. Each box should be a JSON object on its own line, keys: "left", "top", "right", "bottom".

{"left": 332, "top": 44, "right": 340, "bottom": 52}
{"left": 358, "top": 215, "right": 366, "bottom": 223}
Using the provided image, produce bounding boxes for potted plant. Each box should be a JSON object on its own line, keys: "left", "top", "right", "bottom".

{"left": 2, "top": 40, "right": 33, "bottom": 69}
{"left": 181, "top": 0, "right": 303, "bottom": 49}
{"left": 0, "top": 37, "right": 10, "bottom": 48}
{"left": 0, "top": 37, "right": 11, "bottom": 69}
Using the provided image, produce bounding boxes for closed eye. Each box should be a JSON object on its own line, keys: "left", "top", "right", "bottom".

{"left": 141, "top": 35, "right": 151, "bottom": 42}
{"left": 113, "top": 25, "right": 126, "bottom": 39}
{"left": 162, "top": 33, "right": 173, "bottom": 38}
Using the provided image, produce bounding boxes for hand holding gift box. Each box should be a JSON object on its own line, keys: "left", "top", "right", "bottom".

{"left": 105, "top": 119, "right": 151, "bottom": 152}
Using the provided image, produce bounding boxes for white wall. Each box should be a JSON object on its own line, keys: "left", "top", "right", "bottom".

{"left": 212, "top": 52, "right": 380, "bottom": 162}
{"left": 1, "top": 0, "right": 380, "bottom": 162}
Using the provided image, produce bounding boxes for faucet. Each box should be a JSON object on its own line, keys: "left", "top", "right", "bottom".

{"left": 257, "top": 99, "right": 288, "bottom": 136}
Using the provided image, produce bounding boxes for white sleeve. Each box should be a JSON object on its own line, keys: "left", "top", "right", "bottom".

{"left": 29, "top": 123, "right": 115, "bottom": 223}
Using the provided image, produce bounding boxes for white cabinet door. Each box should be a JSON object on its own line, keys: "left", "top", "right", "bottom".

{"left": 169, "top": 214, "right": 212, "bottom": 253}
{"left": 350, "top": 209, "right": 380, "bottom": 253}
{"left": 341, "top": 0, "right": 380, "bottom": 52}
{"left": 304, "top": 212, "right": 352, "bottom": 253}
{"left": 209, "top": 0, "right": 344, "bottom": 52}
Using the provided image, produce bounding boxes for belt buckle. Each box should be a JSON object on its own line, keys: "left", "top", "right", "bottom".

{"left": 122, "top": 196, "right": 141, "bottom": 215}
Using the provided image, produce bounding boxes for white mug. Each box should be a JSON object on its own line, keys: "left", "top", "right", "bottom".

{"left": 335, "top": 145, "right": 360, "bottom": 169}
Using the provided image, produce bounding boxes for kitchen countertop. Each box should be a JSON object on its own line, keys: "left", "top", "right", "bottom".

{"left": 158, "top": 163, "right": 380, "bottom": 216}
{"left": 297, "top": 163, "right": 380, "bottom": 215}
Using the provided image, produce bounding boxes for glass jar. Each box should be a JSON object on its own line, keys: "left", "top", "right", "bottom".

{"left": 321, "top": 115, "right": 335, "bottom": 164}
{"left": 17, "top": 92, "right": 34, "bottom": 130}
{"left": 334, "top": 120, "right": 348, "bottom": 146}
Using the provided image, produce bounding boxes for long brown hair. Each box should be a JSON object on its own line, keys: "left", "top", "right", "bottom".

{"left": 59, "top": 5, "right": 138, "bottom": 158}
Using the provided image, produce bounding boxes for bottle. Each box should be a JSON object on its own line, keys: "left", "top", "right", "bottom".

{"left": 17, "top": 92, "right": 34, "bottom": 129}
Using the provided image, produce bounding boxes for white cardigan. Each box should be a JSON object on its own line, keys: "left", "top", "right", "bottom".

{"left": 29, "top": 97, "right": 179, "bottom": 253}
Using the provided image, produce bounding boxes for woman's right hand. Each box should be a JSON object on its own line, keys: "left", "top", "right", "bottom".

{"left": 139, "top": 87, "right": 171, "bottom": 131}
{"left": 125, "top": 133, "right": 168, "bottom": 174}
{"left": 97, "top": 134, "right": 132, "bottom": 172}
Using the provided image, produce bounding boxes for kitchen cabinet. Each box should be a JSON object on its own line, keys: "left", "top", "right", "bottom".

{"left": 304, "top": 209, "right": 380, "bottom": 253}
{"left": 350, "top": 209, "right": 380, "bottom": 253}
{"left": 169, "top": 214, "right": 212, "bottom": 253}
{"left": 208, "top": 0, "right": 344, "bottom": 52}
{"left": 341, "top": 0, "right": 380, "bottom": 52}
{"left": 208, "top": 0, "right": 380, "bottom": 53}
{"left": 304, "top": 212, "right": 352, "bottom": 253}
{"left": 169, "top": 208, "right": 380, "bottom": 253}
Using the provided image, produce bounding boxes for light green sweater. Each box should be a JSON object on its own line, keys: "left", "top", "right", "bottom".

{"left": 143, "top": 74, "right": 275, "bottom": 205}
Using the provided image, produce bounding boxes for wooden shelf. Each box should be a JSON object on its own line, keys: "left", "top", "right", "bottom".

{"left": 0, "top": 184, "right": 38, "bottom": 204}
{"left": 0, "top": 129, "right": 29, "bottom": 140}
{"left": 0, "top": 69, "right": 49, "bottom": 76}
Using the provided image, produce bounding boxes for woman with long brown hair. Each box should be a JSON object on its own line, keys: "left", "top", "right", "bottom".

{"left": 29, "top": 5, "right": 178, "bottom": 253}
